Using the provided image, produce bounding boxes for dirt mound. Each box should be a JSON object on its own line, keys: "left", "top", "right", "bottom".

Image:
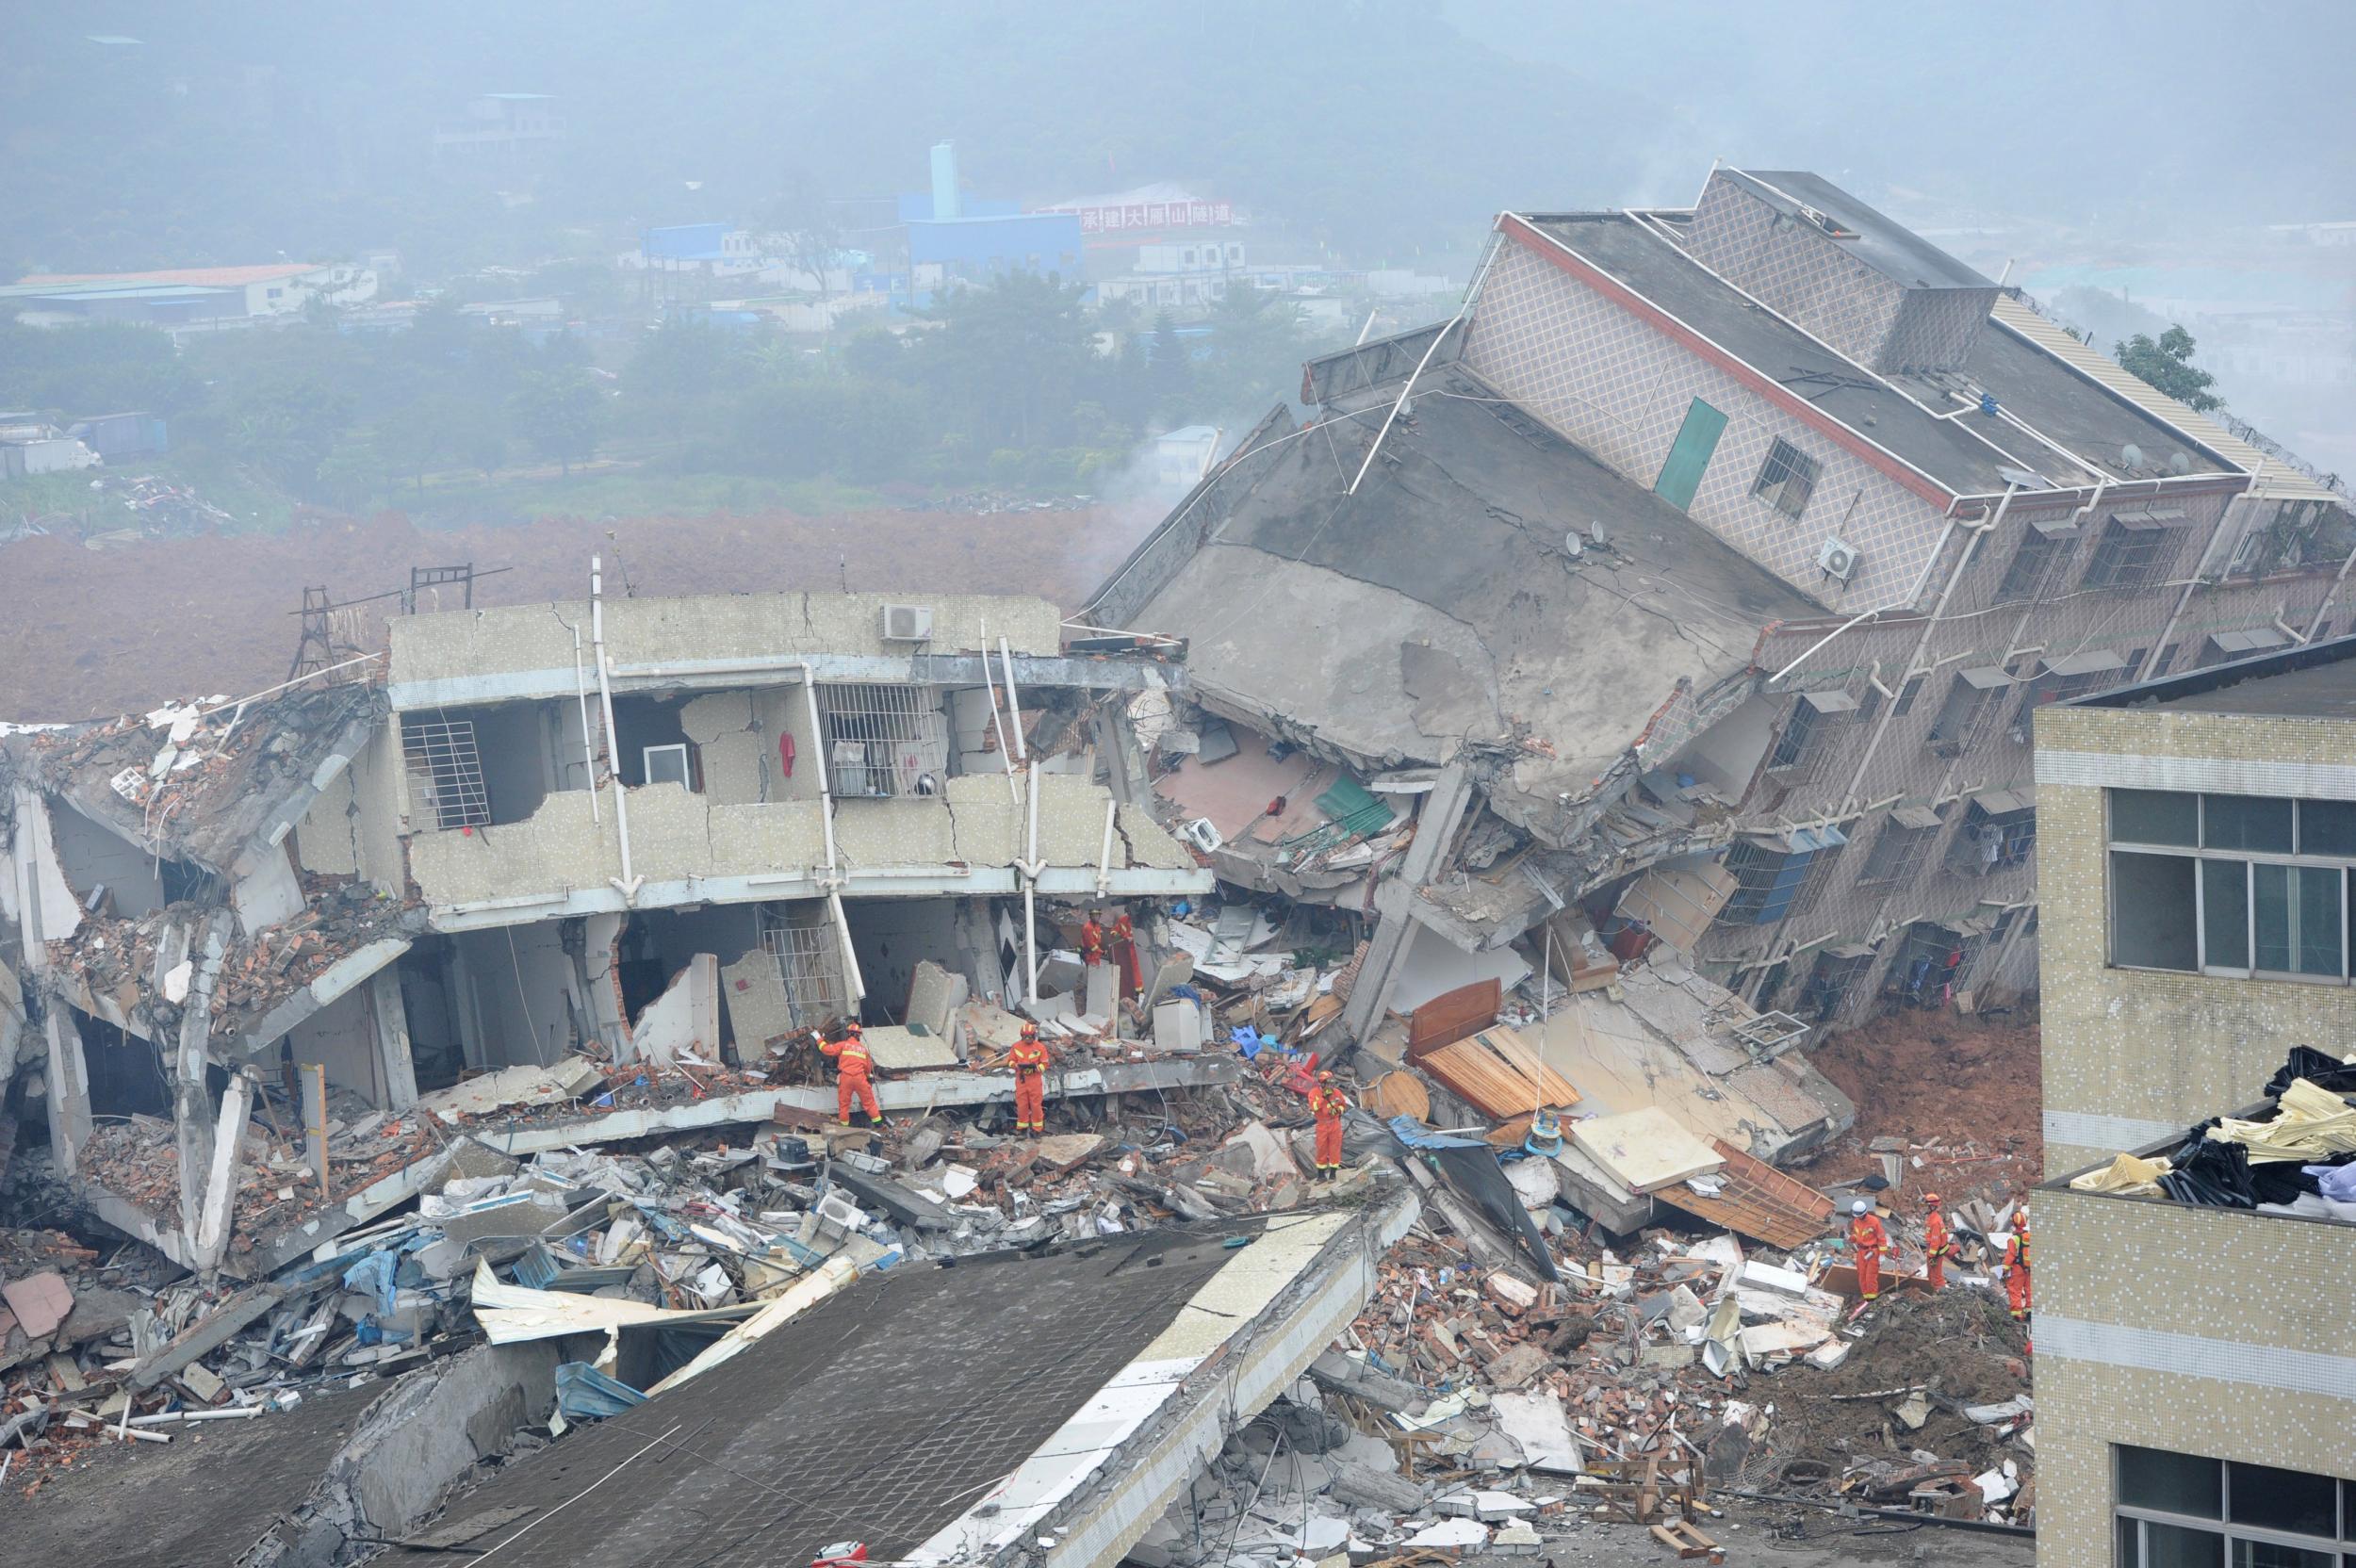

{"left": 1763, "top": 1287, "right": 2029, "bottom": 1478}
{"left": 1800, "top": 1008, "right": 2042, "bottom": 1204}
{"left": 0, "top": 501, "right": 1158, "bottom": 721}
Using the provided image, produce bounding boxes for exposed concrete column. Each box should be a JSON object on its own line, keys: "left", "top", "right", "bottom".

{"left": 953, "top": 898, "right": 1010, "bottom": 1008}
{"left": 1341, "top": 760, "right": 1475, "bottom": 1043}
{"left": 191, "top": 1071, "right": 254, "bottom": 1268}
{"left": 368, "top": 968, "right": 419, "bottom": 1112}
{"left": 171, "top": 912, "right": 234, "bottom": 1245}
{"left": 1091, "top": 705, "right": 1151, "bottom": 808}
{"left": 448, "top": 942, "right": 488, "bottom": 1070}
{"left": 41, "top": 1007, "right": 92, "bottom": 1175}
{"left": 577, "top": 913, "right": 631, "bottom": 1057}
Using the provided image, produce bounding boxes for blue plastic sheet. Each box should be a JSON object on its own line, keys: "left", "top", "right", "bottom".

{"left": 341, "top": 1251, "right": 399, "bottom": 1317}
{"left": 1386, "top": 1114, "right": 1486, "bottom": 1151}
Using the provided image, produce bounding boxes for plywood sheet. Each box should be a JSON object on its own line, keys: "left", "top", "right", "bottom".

{"left": 1407, "top": 980, "right": 1500, "bottom": 1057}
{"left": 1653, "top": 1137, "right": 1836, "bottom": 1250}
{"left": 1571, "top": 1105, "right": 1724, "bottom": 1194}
{"left": 1366, "top": 1070, "right": 1432, "bottom": 1121}
{"left": 1615, "top": 863, "right": 1737, "bottom": 955}
{"left": 1415, "top": 1025, "right": 1580, "bottom": 1121}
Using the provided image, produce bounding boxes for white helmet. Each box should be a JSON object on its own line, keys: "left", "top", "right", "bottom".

{"left": 1850, "top": 1198, "right": 1871, "bottom": 1216}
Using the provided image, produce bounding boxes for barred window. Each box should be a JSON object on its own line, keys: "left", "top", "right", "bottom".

{"left": 1750, "top": 439, "right": 1820, "bottom": 519}
{"left": 2083, "top": 515, "right": 2181, "bottom": 590}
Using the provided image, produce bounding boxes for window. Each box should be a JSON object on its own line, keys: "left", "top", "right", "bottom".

{"left": 758, "top": 902, "right": 852, "bottom": 1030}
{"left": 2084, "top": 514, "right": 2183, "bottom": 589}
{"left": 1947, "top": 793, "right": 2035, "bottom": 876}
{"left": 1925, "top": 666, "right": 2010, "bottom": 755}
{"left": 1799, "top": 946, "right": 1875, "bottom": 1021}
{"left": 2107, "top": 789, "right": 2356, "bottom": 980}
{"left": 2015, "top": 650, "right": 2130, "bottom": 734}
{"left": 642, "top": 743, "right": 694, "bottom": 790}
{"left": 1891, "top": 673, "right": 1927, "bottom": 716}
{"left": 1719, "top": 825, "right": 1848, "bottom": 924}
{"left": 1766, "top": 702, "right": 1818, "bottom": 771}
{"left": 1750, "top": 439, "right": 1820, "bottom": 519}
{"left": 1857, "top": 808, "right": 1941, "bottom": 890}
{"left": 2114, "top": 1447, "right": 2350, "bottom": 1568}
{"left": 401, "top": 716, "right": 490, "bottom": 830}
{"left": 1766, "top": 691, "right": 1857, "bottom": 775}
{"left": 817, "top": 684, "right": 949, "bottom": 799}
{"left": 1994, "top": 527, "right": 2071, "bottom": 604}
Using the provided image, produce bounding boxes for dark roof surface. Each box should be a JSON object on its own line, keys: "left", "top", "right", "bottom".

{"left": 2076, "top": 631, "right": 2356, "bottom": 719}
{"left": 376, "top": 1227, "right": 1250, "bottom": 1567}
{"left": 1133, "top": 365, "right": 1818, "bottom": 826}
{"left": 1528, "top": 214, "right": 2047, "bottom": 494}
{"left": 1720, "top": 170, "right": 1993, "bottom": 290}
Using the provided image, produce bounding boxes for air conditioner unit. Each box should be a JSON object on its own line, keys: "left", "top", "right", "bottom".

{"left": 879, "top": 603, "right": 934, "bottom": 642}
{"left": 1818, "top": 535, "right": 1862, "bottom": 582}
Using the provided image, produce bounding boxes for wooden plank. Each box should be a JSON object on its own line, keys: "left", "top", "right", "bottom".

{"left": 1653, "top": 1137, "right": 1838, "bottom": 1250}
{"left": 1366, "top": 1070, "right": 1431, "bottom": 1121}
{"left": 1406, "top": 979, "right": 1500, "bottom": 1058}
{"left": 1417, "top": 1026, "right": 1579, "bottom": 1121}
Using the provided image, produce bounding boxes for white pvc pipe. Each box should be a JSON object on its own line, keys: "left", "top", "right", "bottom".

{"left": 1024, "top": 759, "right": 1041, "bottom": 1004}
{"left": 979, "top": 639, "right": 1020, "bottom": 805}
{"left": 590, "top": 558, "right": 637, "bottom": 898}
{"left": 827, "top": 889, "right": 866, "bottom": 1003}
{"left": 999, "top": 637, "right": 1027, "bottom": 762}
{"left": 571, "top": 621, "right": 600, "bottom": 824}
{"left": 796, "top": 662, "right": 840, "bottom": 884}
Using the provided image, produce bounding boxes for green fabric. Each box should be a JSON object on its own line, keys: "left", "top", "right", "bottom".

{"left": 1315, "top": 774, "right": 1394, "bottom": 840}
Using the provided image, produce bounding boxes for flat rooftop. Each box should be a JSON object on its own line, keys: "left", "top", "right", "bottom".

{"left": 1525, "top": 213, "right": 2241, "bottom": 494}
{"left": 1718, "top": 169, "right": 1993, "bottom": 291}
{"left": 2072, "top": 630, "right": 2356, "bottom": 719}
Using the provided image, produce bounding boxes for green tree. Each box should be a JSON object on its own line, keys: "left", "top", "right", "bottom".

{"left": 455, "top": 412, "right": 508, "bottom": 480}
{"left": 762, "top": 165, "right": 843, "bottom": 297}
{"left": 508, "top": 368, "right": 607, "bottom": 475}
{"left": 1149, "top": 311, "right": 1191, "bottom": 409}
{"left": 316, "top": 438, "right": 390, "bottom": 511}
{"left": 376, "top": 400, "right": 464, "bottom": 496}
{"left": 626, "top": 318, "right": 744, "bottom": 439}
{"left": 914, "top": 272, "right": 1100, "bottom": 449}
{"left": 2116, "top": 325, "right": 2223, "bottom": 413}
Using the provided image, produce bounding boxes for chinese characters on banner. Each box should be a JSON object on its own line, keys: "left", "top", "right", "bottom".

{"left": 1057, "top": 200, "right": 1235, "bottom": 235}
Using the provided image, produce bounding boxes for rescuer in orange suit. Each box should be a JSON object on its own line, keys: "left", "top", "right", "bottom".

{"left": 1310, "top": 1071, "right": 1350, "bottom": 1178}
{"left": 1922, "top": 1191, "right": 1955, "bottom": 1291}
{"left": 820, "top": 1021, "right": 883, "bottom": 1127}
{"left": 1108, "top": 909, "right": 1140, "bottom": 998}
{"left": 1079, "top": 910, "right": 1106, "bottom": 966}
{"left": 2000, "top": 1205, "right": 2033, "bottom": 1324}
{"left": 1847, "top": 1198, "right": 1892, "bottom": 1308}
{"left": 1008, "top": 1021, "right": 1051, "bottom": 1135}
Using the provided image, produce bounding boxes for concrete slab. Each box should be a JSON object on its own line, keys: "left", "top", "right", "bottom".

{"left": 722, "top": 949, "right": 799, "bottom": 1057}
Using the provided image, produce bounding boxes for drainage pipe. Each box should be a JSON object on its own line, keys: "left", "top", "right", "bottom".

{"left": 999, "top": 637, "right": 1028, "bottom": 762}
{"left": 590, "top": 558, "right": 637, "bottom": 900}
{"left": 795, "top": 662, "right": 842, "bottom": 885}
{"left": 980, "top": 632, "right": 1021, "bottom": 805}
{"left": 1022, "top": 760, "right": 1044, "bottom": 1005}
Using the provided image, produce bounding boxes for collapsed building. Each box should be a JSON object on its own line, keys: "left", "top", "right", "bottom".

{"left": 1092, "top": 164, "right": 2355, "bottom": 1050}
{"left": 0, "top": 585, "right": 1221, "bottom": 1273}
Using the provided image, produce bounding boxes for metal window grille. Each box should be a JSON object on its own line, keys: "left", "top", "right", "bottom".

{"left": 2150, "top": 643, "right": 2180, "bottom": 678}
{"left": 818, "top": 684, "right": 948, "bottom": 799}
{"left": 1792, "top": 840, "right": 1847, "bottom": 912}
{"left": 2083, "top": 518, "right": 2179, "bottom": 589}
{"left": 1719, "top": 841, "right": 1789, "bottom": 923}
{"left": 1764, "top": 701, "right": 1819, "bottom": 771}
{"left": 1749, "top": 438, "right": 1819, "bottom": 519}
{"left": 1799, "top": 950, "right": 1874, "bottom": 1021}
{"left": 401, "top": 716, "right": 490, "bottom": 829}
{"left": 759, "top": 903, "right": 852, "bottom": 1030}
{"left": 1891, "top": 674, "right": 1926, "bottom": 716}
{"left": 1856, "top": 821, "right": 1937, "bottom": 890}
{"left": 1925, "top": 675, "right": 2004, "bottom": 754}
{"left": 1992, "top": 530, "right": 2066, "bottom": 604}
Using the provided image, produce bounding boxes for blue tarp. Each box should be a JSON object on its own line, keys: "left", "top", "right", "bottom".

{"left": 555, "top": 1362, "right": 649, "bottom": 1421}
{"left": 1387, "top": 1115, "right": 1488, "bottom": 1151}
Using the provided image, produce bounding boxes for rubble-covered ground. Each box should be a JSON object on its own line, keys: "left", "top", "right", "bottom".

{"left": 1802, "top": 1008, "right": 2044, "bottom": 1203}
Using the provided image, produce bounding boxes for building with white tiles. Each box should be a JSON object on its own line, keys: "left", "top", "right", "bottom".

{"left": 1090, "top": 164, "right": 2356, "bottom": 1042}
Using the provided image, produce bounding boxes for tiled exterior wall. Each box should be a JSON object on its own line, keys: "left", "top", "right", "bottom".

{"left": 1684, "top": 174, "right": 1906, "bottom": 368}
{"left": 1465, "top": 239, "right": 1947, "bottom": 612}
{"left": 2037, "top": 1188, "right": 2356, "bottom": 1568}
{"left": 1692, "top": 498, "right": 2345, "bottom": 1028}
{"left": 2032, "top": 701, "right": 2356, "bottom": 1173}
{"left": 1887, "top": 284, "right": 2002, "bottom": 373}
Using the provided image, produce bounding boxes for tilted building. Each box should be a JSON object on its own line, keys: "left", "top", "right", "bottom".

{"left": 1090, "top": 164, "right": 2355, "bottom": 1046}
{"left": 1, "top": 584, "right": 1215, "bottom": 1273}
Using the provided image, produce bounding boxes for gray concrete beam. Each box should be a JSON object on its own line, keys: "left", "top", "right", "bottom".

{"left": 391, "top": 652, "right": 1188, "bottom": 711}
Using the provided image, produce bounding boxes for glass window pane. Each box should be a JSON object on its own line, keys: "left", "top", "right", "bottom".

{"left": 2298, "top": 867, "right": 2345, "bottom": 977}
{"left": 2147, "top": 1523, "right": 2225, "bottom": 1568}
{"left": 2115, "top": 854, "right": 2201, "bottom": 971}
{"left": 2121, "top": 1446, "right": 2223, "bottom": 1516}
{"left": 2230, "top": 1540, "right": 2332, "bottom": 1568}
{"left": 2116, "top": 789, "right": 2200, "bottom": 845}
{"left": 2301, "top": 799, "right": 2356, "bottom": 856}
{"left": 2205, "top": 794, "right": 2295, "bottom": 852}
{"left": 2255, "top": 863, "right": 2294, "bottom": 972}
{"left": 2121, "top": 1515, "right": 2144, "bottom": 1568}
{"left": 2230, "top": 1460, "right": 2339, "bottom": 1535}
{"left": 2346, "top": 1476, "right": 2356, "bottom": 1540}
{"left": 2205, "top": 859, "right": 2251, "bottom": 970}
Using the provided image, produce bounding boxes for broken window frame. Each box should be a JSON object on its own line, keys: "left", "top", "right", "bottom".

{"left": 1749, "top": 438, "right": 1820, "bottom": 520}
{"left": 1798, "top": 947, "right": 1875, "bottom": 1022}
{"left": 2106, "top": 788, "right": 2356, "bottom": 982}
{"left": 1764, "top": 700, "right": 1819, "bottom": 773}
{"left": 1946, "top": 799, "right": 2036, "bottom": 877}
{"left": 2081, "top": 514, "right": 2183, "bottom": 590}
{"left": 758, "top": 902, "right": 853, "bottom": 1030}
{"left": 817, "top": 683, "right": 950, "bottom": 800}
{"left": 1718, "top": 825, "right": 1847, "bottom": 925}
{"left": 1991, "top": 526, "right": 2070, "bottom": 605}
{"left": 1923, "top": 668, "right": 2009, "bottom": 756}
{"left": 401, "top": 715, "right": 492, "bottom": 830}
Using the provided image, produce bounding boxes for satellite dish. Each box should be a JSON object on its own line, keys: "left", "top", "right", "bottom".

{"left": 1589, "top": 520, "right": 1609, "bottom": 546}
{"left": 1562, "top": 531, "right": 1584, "bottom": 558}
{"left": 2120, "top": 443, "right": 2145, "bottom": 471}
{"left": 2168, "top": 450, "right": 2193, "bottom": 476}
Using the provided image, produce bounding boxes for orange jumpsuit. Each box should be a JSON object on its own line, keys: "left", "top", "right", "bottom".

{"left": 1923, "top": 1209, "right": 1954, "bottom": 1291}
{"left": 2002, "top": 1226, "right": 2033, "bottom": 1319}
{"left": 1008, "top": 1034, "right": 1051, "bottom": 1135}
{"left": 1849, "top": 1211, "right": 1891, "bottom": 1301}
{"left": 1079, "top": 918, "right": 1105, "bottom": 966}
{"left": 1310, "top": 1085, "right": 1349, "bottom": 1173}
{"left": 820, "top": 1034, "right": 882, "bottom": 1123}
{"left": 1109, "top": 912, "right": 1140, "bottom": 998}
